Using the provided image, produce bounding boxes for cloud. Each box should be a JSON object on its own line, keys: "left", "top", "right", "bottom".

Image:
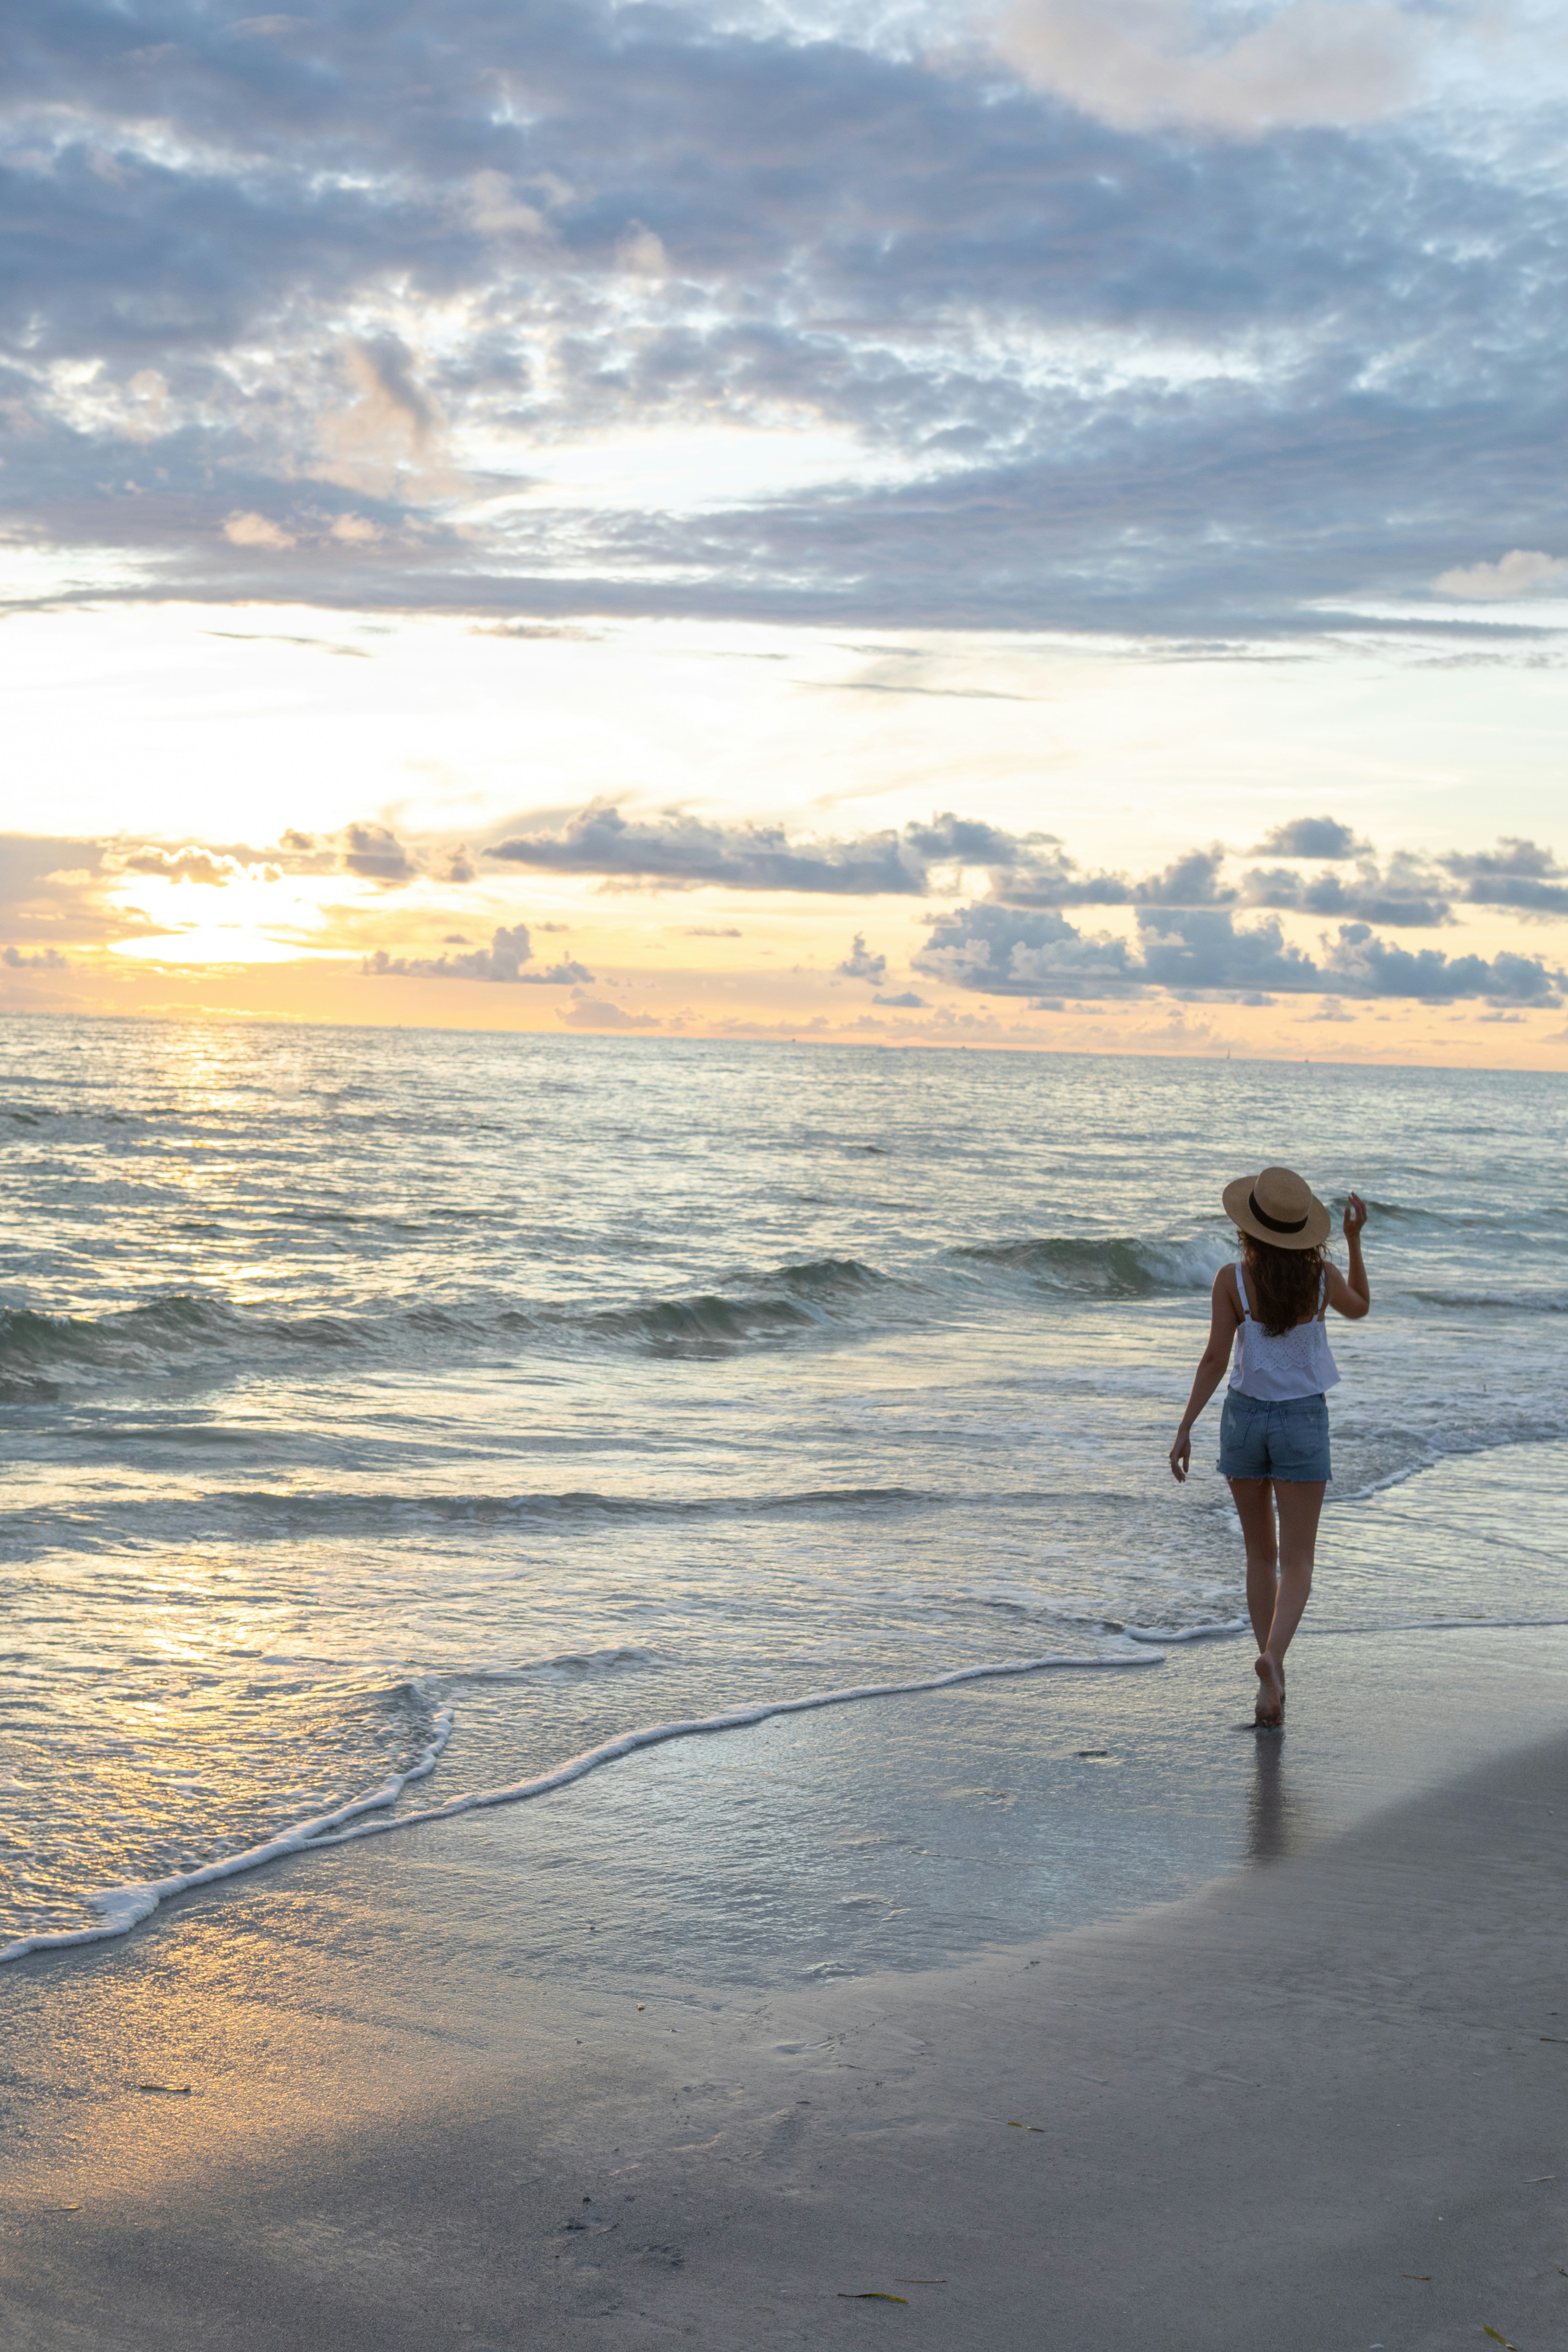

{"left": 916, "top": 899, "right": 1564, "bottom": 1002}
{"left": 223, "top": 512, "right": 297, "bottom": 551}
{"left": 986, "top": 842, "right": 1236, "bottom": 910}
{"left": 616, "top": 223, "right": 670, "bottom": 278}
{"left": 469, "top": 624, "right": 602, "bottom": 642}
{"left": 2, "top": 945, "right": 68, "bottom": 968}
{"left": 484, "top": 805, "right": 1568, "bottom": 948}
{"left": 873, "top": 990, "right": 927, "bottom": 1007}
{"left": 122, "top": 846, "right": 235, "bottom": 885}
{"left": 340, "top": 823, "right": 419, "bottom": 886}
{"left": 314, "top": 336, "right": 446, "bottom": 499}
{"left": 994, "top": 0, "right": 1432, "bottom": 136}
{"left": 838, "top": 933, "right": 888, "bottom": 981}
{"left": 362, "top": 924, "right": 593, "bottom": 983}
{"left": 915, "top": 903, "right": 1140, "bottom": 995}
{"left": 1438, "top": 835, "right": 1568, "bottom": 914}
{"left": 1249, "top": 816, "right": 1371, "bottom": 860}
{"left": 488, "top": 802, "right": 930, "bottom": 895}
{"left": 558, "top": 993, "right": 662, "bottom": 1028}
{"left": 1, "top": 0, "right": 1565, "bottom": 640}
{"left": 0, "top": 834, "right": 111, "bottom": 945}
{"left": 1239, "top": 853, "right": 1451, "bottom": 928}
{"left": 984, "top": 849, "right": 1133, "bottom": 909}
{"left": 898, "top": 816, "right": 1025, "bottom": 866}
{"left": 1322, "top": 924, "right": 1565, "bottom": 1003}
{"left": 1434, "top": 551, "right": 1568, "bottom": 601}
{"left": 486, "top": 807, "right": 1244, "bottom": 905}
{"left": 1135, "top": 906, "right": 1320, "bottom": 993}
{"left": 468, "top": 170, "right": 548, "bottom": 241}
{"left": 1131, "top": 847, "right": 1234, "bottom": 908}
{"left": 349, "top": 336, "right": 438, "bottom": 449}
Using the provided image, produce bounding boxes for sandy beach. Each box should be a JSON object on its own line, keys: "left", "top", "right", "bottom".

{"left": 5, "top": 1629, "right": 1568, "bottom": 2352}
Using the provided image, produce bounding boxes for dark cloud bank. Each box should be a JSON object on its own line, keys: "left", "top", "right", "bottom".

{"left": 448, "top": 803, "right": 1568, "bottom": 1002}
{"left": 4, "top": 1, "right": 1568, "bottom": 635}
{"left": 9, "top": 806, "right": 1557, "bottom": 1005}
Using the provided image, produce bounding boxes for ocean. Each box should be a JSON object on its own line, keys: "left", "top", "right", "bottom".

{"left": 2, "top": 1017, "right": 1565, "bottom": 1968}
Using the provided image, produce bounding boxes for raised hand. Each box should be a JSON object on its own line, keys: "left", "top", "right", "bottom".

{"left": 1343, "top": 1190, "right": 1367, "bottom": 1240}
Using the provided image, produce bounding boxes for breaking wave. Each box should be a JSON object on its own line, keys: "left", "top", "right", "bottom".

{"left": 952, "top": 1233, "right": 1223, "bottom": 1295}
{"left": 0, "top": 1239, "right": 1224, "bottom": 1394}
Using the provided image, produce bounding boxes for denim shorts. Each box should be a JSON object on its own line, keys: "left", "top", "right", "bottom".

{"left": 1218, "top": 1388, "right": 1331, "bottom": 1484}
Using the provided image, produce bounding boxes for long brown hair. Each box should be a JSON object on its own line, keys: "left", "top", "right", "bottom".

{"left": 1240, "top": 1232, "right": 1327, "bottom": 1335}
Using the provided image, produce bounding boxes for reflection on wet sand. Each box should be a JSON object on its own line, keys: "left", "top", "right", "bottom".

{"left": 1246, "top": 1732, "right": 1317, "bottom": 1864}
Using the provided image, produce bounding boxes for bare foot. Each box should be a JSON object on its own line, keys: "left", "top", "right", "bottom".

{"left": 1254, "top": 1653, "right": 1284, "bottom": 1725}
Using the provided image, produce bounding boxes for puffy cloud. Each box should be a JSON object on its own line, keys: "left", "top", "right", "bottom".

{"left": 1434, "top": 551, "right": 1568, "bottom": 601}
{"left": 985, "top": 849, "right": 1133, "bottom": 909}
{"left": 122, "top": 846, "right": 234, "bottom": 885}
{"left": 915, "top": 903, "right": 1140, "bottom": 995}
{"left": 837, "top": 933, "right": 887, "bottom": 981}
{"left": 362, "top": 924, "right": 593, "bottom": 983}
{"left": 1239, "top": 853, "right": 1451, "bottom": 928}
{"left": 1134, "top": 906, "right": 1320, "bottom": 993}
{"left": 898, "top": 816, "right": 1026, "bottom": 866}
{"left": 2, "top": 945, "right": 68, "bottom": 968}
{"left": 916, "top": 899, "right": 1564, "bottom": 1002}
{"left": 483, "top": 805, "right": 1568, "bottom": 950}
{"left": 1322, "top": 924, "right": 1565, "bottom": 1003}
{"left": 873, "top": 990, "right": 927, "bottom": 1007}
{"left": 1131, "top": 847, "right": 1234, "bottom": 908}
{"left": 488, "top": 802, "right": 928, "bottom": 895}
{"left": 340, "top": 822, "right": 418, "bottom": 886}
{"left": 1439, "top": 836, "right": 1568, "bottom": 914}
{"left": 488, "top": 808, "right": 1245, "bottom": 904}
{"left": 983, "top": 842, "right": 1234, "bottom": 910}
{"left": 1249, "top": 816, "right": 1370, "bottom": 860}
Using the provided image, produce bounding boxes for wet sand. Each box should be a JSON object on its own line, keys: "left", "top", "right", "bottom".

{"left": 4, "top": 1655, "right": 1568, "bottom": 2351}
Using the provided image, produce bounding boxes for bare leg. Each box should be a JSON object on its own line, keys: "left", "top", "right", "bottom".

{"left": 1264, "top": 1480, "right": 1325, "bottom": 1681}
{"left": 1227, "top": 1477, "right": 1323, "bottom": 1722}
{"left": 1227, "top": 1479, "right": 1281, "bottom": 1716}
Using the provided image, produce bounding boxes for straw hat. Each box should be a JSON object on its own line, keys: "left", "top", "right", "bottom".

{"left": 1222, "top": 1164, "right": 1331, "bottom": 1251}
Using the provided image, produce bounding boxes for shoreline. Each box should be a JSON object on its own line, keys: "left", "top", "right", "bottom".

{"left": 7, "top": 1610, "right": 1568, "bottom": 1980}
{"left": 4, "top": 1622, "right": 1568, "bottom": 2347}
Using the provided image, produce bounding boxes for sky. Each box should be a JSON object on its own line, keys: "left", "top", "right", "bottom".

{"left": 4, "top": 0, "right": 1568, "bottom": 1063}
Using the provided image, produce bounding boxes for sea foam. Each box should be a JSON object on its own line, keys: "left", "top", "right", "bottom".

{"left": 0, "top": 1648, "right": 1162, "bottom": 1966}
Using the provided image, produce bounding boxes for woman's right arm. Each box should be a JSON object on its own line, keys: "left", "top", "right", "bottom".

{"left": 1169, "top": 1267, "right": 1240, "bottom": 1483}
{"left": 1326, "top": 1190, "right": 1370, "bottom": 1320}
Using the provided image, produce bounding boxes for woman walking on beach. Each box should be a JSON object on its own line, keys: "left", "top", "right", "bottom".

{"left": 1170, "top": 1167, "right": 1370, "bottom": 1724}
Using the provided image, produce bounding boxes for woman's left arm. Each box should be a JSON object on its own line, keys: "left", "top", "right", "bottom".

{"left": 1325, "top": 1190, "right": 1370, "bottom": 1320}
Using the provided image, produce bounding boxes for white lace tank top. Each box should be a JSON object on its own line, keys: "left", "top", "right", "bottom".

{"left": 1228, "top": 1253, "right": 1340, "bottom": 1401}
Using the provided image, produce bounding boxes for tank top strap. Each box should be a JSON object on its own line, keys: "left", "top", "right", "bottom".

{"left": 1236, "top": 1251, "right": 1252, "bottom": 1320}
